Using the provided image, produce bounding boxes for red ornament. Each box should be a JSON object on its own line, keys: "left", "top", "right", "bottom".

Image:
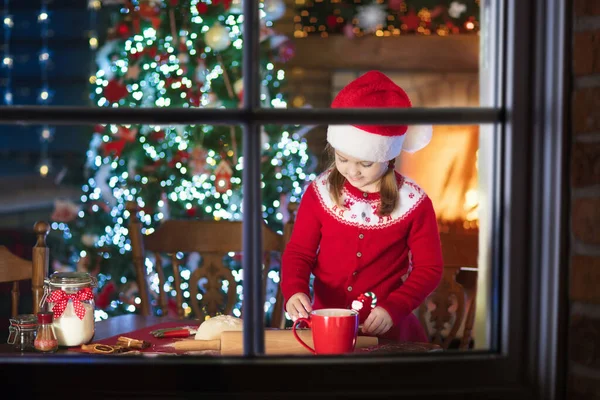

{"left": 186, "top": 207, "right": 197, "bottom": 217}
{"left": 116, "top": 22, "right": 130, "bottom": 38}
{"left": 188, "top": 90, "right": 202, "bottom": 107}
{"left": 117, "top": 126, "right": 138, "bottom": 142}
{"left": 146, "top": 46, "right": 158, "bottom": 59}
{"left": 95, "top": 281, "right": 116, "bottom": 310}
{"left": 179, "top": 40, "right": 188, "bottom": 52}
{"left": 150, "top": 130, "right": 166, "bottom": 141}
{"left": 94, "top": 124, "right": 105, "bottom": 134}
{"left": 214, "top": 160, "right": 233, "bottom": 193}
{"left": 129, "top": 51, "right": 142, "bottom": 62}
{"left": 326, "top": 15, "right": 338, "bottom": 30}
{"left": 165, "top": 76, "right": 182, "bottom": 87}
{"left": 102, "top": 140, "right": 127, "bottom": 158}
{"left": 400, "top": 10, "right": 421, "bottom": 31}
{"left": 150, "top": 17, "right": 162, "bottom": 29}
{"left": 170, "top": 0, "right": 179, "bottom": 5}
{"left": 388, "top": 0, "right": 403, "bottom": 11}
{"left": 196, "top": 2, "right": 208, "bottom": 14}
{"left": 157, "top": 52, "right": 170, "bottom": 64}
{"left": 168, "top": 149, "right": 190, "bottom": 168}
{"left": 104, "top": 79, "right": 129, "bottom": 103}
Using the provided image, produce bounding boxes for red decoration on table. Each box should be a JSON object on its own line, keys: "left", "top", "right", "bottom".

{"left": 150, "top": 327, "right": 197, "bottom": 338}
{"left": 47, "top": 288, "right": 94, "bottom": 320}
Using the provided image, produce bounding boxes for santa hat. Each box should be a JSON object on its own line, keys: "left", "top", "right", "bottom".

{"left": 327, "top": 71, "right": 432, "bottom": 163}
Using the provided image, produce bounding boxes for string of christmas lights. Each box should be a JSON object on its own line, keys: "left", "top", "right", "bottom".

{"left": 2, "top": 0, "right": 13, "bottom": 105}
{"left": 38, "top": 0, "right": 52, "bottom": 177}
{"left": 294, "top": 0, "right": 480, "bottom": 38}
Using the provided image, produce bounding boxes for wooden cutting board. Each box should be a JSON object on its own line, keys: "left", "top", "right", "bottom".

{"left": 166, "top": 330, "right": 378, "bottom": 355}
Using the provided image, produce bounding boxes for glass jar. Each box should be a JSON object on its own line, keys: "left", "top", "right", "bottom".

{"left": 41, "top": 272, "right": 97, "bottom": 347}
{"left": 7, "top": 314, "right": 37, "bottom": 352}
{"left": 34, "top": 312, "right": 58, "bottom": 353}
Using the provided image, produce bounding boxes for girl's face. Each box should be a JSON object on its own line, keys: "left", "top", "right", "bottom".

{"left": 334, "top": 150, "right": 388, "bottom": 192}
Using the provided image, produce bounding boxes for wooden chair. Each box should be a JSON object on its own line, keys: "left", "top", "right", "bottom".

{"left": 0, "top": 222, "right": 50, "bottom": 317}
{"left": 417, "top": 230, "right": 478, "bottom": 350}
{"left": 127, "top": 201, "right": 297, "bottom": 329}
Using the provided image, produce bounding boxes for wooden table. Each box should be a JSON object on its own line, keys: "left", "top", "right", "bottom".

{"left": 0, "top": 314, "right": 441, "bottom": 356}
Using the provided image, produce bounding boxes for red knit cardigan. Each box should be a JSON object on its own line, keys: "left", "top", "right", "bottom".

{"left": 281, "top": 170, "right": 444, "bottom": 332}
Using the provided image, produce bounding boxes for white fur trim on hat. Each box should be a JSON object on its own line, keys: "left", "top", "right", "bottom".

{"left": 402, "top": 125, "right": 433, "bottom": 154}
{"left": 327, "top": 124, "right": 433, "bottom": 161}
{"left": 327, "top": 125, "right": 405, "bottom": 162}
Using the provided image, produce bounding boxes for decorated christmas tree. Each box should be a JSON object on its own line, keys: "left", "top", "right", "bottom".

{"left": 51, "top": 0, "right": 315, "bottom": 320}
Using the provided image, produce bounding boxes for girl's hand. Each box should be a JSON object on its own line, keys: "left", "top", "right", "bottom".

{"left": 286, "top": 293, "right": 312, "bottom": 320}
{"left": 362, "top": 307, "right": 393, "bottom": 336}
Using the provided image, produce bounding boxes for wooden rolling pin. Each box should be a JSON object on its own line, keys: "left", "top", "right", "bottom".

{"left": 164, "top": 330, "right": 378, "bottom": 355}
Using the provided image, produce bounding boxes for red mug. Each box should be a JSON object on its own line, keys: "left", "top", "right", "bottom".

{"left": 292, "top": 309, "right": 359, "bottom": 355}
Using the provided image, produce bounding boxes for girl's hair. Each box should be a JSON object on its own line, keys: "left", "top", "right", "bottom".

{"left": 325, "top": 144, "right": 399, "bottom": 216}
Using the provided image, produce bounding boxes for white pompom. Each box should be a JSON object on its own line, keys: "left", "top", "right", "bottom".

{"left": 402, "top": 125, "right": 433, "bottom": 153}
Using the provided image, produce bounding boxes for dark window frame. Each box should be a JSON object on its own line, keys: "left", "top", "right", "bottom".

{"left": 0, "top": 0, "right": 568, "bottom": 398}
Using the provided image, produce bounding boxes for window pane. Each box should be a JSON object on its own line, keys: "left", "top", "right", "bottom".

{"left": 261, "top": 123, "right": 492, "bottom": 356}
{"left": 263, "top": 1, "right": 481, "bottom": 109}
{"left": 1, "top": 1, "right": 250, "bottom": 109}
{"left": 0, "top": 2, "right": 484, "bottom": 112}
{"left": 0, "top": 123, "right": 249, "bottom": 353}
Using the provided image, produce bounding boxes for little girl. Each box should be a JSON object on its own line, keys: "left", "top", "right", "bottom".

{"left": 281, "top": 71, "right": 444, "bottom": 342}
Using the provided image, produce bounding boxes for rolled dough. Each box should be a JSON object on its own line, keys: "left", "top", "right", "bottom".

{"left": 194, "top": 315, "right": 243, "bottom": 340}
